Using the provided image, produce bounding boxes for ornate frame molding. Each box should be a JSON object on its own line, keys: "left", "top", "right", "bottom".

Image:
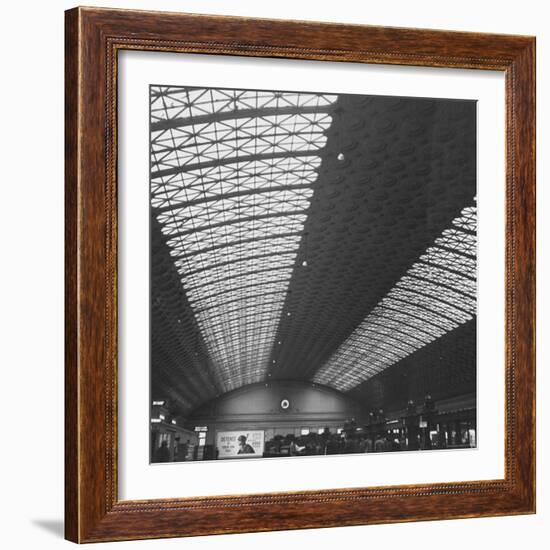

{"left": 65, "top": 7, "right": 535, "bottom": 543}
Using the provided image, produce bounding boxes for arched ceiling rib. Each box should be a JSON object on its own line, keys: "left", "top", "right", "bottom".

{"left": 151, "top": 87, "right": 338, "bottom": 392}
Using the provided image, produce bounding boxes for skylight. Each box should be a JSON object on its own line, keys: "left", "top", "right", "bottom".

{"left": 313, "top": 204, "right": 477, "bottom": 391}
{"left": 151, "top": 87, "right": 337, "bottom": 392}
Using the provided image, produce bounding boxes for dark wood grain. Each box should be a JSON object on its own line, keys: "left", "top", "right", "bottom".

{"left": 64, "top": 7, "right": 79, "bottom": 543}
{"left": 64, "top": 6, "right": 536, "bottom": 543}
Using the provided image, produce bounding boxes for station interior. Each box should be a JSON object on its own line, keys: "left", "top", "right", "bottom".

{"left": 149, "top": 86, "right": 477, "bottom": 462}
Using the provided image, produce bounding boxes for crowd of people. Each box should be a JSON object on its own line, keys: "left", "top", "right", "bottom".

{"left": 263, "top": 427, "right": 405, "bottom": 457}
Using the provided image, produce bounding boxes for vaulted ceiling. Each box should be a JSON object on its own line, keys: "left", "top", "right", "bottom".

{"left": 150, "top": 86, "right": 476, "bottom": 416}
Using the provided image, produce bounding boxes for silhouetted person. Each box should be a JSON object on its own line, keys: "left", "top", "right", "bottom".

{"left": 155, "top": 440, "right": 170, "bottom": 462}
{"left": 374, "top": 434, "right": 387, "bottom": 452}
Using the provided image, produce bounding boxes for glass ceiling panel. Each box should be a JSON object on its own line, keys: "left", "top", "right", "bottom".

{"left": 313, "top": 203, "right": 477, "bottom": 391}
{"left": 151, "top": 114, "right": 331, "bottom": 169}
{"left": 151, "top": 86, "right": 337, "bottom": 392}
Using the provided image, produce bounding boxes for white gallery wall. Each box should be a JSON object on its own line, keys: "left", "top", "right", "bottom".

{"left": 0, "top": 1, "right": 547, "bottom": 549}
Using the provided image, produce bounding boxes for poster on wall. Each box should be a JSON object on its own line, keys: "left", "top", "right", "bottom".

{"left": 216, "top": 431, "right": 265, "bottom": 459}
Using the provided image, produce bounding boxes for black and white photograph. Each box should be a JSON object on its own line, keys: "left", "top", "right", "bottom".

{"left": 2, "top": 0, "right": 543, "bottom": 547}
{"left": 149, "top": 85, "right": 477, "bottom": 463}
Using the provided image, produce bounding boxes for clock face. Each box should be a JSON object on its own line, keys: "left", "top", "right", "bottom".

{"left": 280, "top": 398, "right": 290, "bottom": 410}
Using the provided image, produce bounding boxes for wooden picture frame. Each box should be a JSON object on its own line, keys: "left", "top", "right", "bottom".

{"left": 65, "top": 6, "right": 536, "bottom": 543}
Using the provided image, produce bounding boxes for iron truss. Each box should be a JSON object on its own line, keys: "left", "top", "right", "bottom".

{"left": 313, "top": 204, "right": 477, "bottom": 391}
{"left": 150, "top": 87, "right": 338, "bottom": 392}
